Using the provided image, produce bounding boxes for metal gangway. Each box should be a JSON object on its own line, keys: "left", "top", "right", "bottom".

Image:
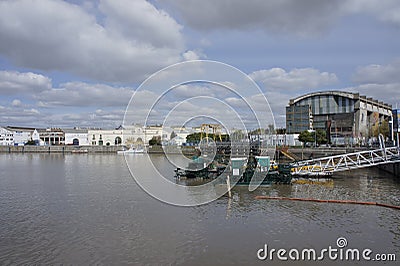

{"left": 291, "top": 135, "right": 400, "bottom": 176}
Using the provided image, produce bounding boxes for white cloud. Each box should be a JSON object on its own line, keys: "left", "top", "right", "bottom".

{"left": 0, "top": 71, "right": 51, "bottom": 95}
{"left": 0, "top": 0, "right": 186, "bottom": 83}
{"left": 34, "top": 82, "right": 133, "bottom": 107}
{"left": 349, "top": 59, "right": 400, "bottom": 107}
{"left": 11, "top": 99, "right": 22, "bottom": 107}
{"left": 345, "top": 83, "right": 399, "bottom": 107}
{"left": 23, "top": 108, "right": 40, "bottom": 115}
{"left": 182, "top": 50, "right": 201, "bottom": 61}
{"left": 99, "top": 0, "right": 183, "bottom": 49}
{"left": 250, "top": 67, "right": 338, "bottom": 91}
{"left": 352, "top": 60, "right": 400, "bottom": 84}
{"left": 0, "top": 105, "right": 42, "bottom": 126}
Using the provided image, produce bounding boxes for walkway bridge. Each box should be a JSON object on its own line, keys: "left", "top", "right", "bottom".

{"left": 290, "top": 135, "right": 400, "bottom": 176}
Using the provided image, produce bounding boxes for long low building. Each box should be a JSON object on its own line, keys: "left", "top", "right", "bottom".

{"left": 286, "top": 91, "right": 393, "bottom": 145}
{"left": 1, "top": 125, "right": 195, "bottom": 147}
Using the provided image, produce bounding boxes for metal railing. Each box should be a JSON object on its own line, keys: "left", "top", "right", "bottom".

{"left": 290, "top": 135, "right": 400, "bottom": 176}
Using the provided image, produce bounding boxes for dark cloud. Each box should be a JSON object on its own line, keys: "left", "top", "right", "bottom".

{"left": 160, "top": 0, "right": 343, "bottom": 35}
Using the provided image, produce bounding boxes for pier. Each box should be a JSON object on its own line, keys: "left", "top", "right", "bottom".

{"left": 289, "top": 134, "right": 400, "bottom": 177}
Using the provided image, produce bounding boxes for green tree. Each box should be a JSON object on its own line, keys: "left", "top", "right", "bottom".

{"left": 372, "top": 120, "right": 389, "bottom": 138}
{"left": 298, "top": 130, "right": 314, "bottom": 146}
{"left": 25, "top": 140, "right": 36, "bottom": 145}
{"left": 316, "top": 129, "right": 327, "bottom": 145}
{"left": 149, "top": 135, "right": 161, "bottom": 145}
{"left": 186, "top": 133, "right": 202, "bottom": 143}
{"left": 276, "top": 128, "right": 286, "bottom": 134}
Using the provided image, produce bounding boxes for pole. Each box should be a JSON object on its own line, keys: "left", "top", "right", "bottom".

{"left": 226, "top": 175, "right": 232, "bottom": 198}
{"left": 314, "top": 130, "right": 317, "bottom": 148}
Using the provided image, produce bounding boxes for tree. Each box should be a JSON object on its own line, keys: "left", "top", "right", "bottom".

{"left": 298, "top": 130, "right": 314, "bottom": 146}
{"left": 186, "top": 132, "right": 229, "bottom": 143}
{"left": 231, "top": 130, "right": 246, "bottom": 141}
{"left": 149, "top": 135, "right": 161, "bottom": 145}
{"left": 186, "top": 133, "right": 202, "bottom": 143}
{"left": 372, "top": 120, "right": 389, "bottom": 138}
{"left": 276, "top": 128, "right": 286, "bottom": 134}
{"left": 316, "top": 129, "right": 327, "bottom": 145}
{"left": 268, "top": 124, "right": 275, "bottom": 135}
{"left": 25, "top": 139, "right": 36, "bottom": 145}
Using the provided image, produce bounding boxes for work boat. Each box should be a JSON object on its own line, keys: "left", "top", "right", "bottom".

{"left": 117, "top": 146, "right": 145, "bottom": 154}
{"left": 175, "top": 155, "right": 293, "bottom": 186}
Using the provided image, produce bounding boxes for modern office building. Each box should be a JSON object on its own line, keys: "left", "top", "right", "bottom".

{"left": 286, "top": 91, "right": 393, "bottom": 145}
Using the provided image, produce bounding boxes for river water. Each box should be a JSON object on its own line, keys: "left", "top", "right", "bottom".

{"left": 0, "top": 153, "right": 399, "bottom": 265}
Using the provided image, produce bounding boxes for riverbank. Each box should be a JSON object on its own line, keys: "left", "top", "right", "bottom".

{"left": 0, "top": 145, "right": 198, "bottom": 154}
{"left": 0, "top": 145, "right": 388, "bottom": 156}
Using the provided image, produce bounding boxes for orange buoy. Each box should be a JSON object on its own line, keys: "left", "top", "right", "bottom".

{"left": 255, "top": 196, "right": 400, "bottom": 210}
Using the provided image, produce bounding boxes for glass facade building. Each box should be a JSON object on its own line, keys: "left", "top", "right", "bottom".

{"left": 286, "top": 91, "right": 393, "bottom": 145}
{"left": 286, "top": 105, "right": 313, "bottom": 134}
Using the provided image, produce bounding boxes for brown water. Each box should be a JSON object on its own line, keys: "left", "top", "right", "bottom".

{"left": 0, "top": 153, "right": 399, "bottom": 265}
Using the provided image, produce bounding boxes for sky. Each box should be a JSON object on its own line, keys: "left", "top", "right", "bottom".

{"left": 0, "top": 0, "right": 400, "bottom": 129}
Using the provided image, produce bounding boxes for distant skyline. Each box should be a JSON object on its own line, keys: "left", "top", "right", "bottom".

{"left": 1, "top": 0, "right": 400, "bottom": 129}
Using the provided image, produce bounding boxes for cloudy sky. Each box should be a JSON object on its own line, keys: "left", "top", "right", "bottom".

{"left": 0, "top": 0, "right": 399, "bottom": 129}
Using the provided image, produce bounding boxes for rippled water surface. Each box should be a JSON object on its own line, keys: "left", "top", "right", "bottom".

{"left": 0, "top": 154, "right": 399, "bottom": 265}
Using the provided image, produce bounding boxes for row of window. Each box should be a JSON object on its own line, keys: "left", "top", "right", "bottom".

{"left": 91, "top": 137, "right": 122, "bottom": 146}
{"left": 92, "top": 134, "right": 102, "bottom": 140}
{"left": 295, "top": 95, "right": 355, "bottom": 115}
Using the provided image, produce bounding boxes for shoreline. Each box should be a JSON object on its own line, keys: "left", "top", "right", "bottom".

{"left": 0, "top": 145, "right": 197, "bottom": 154}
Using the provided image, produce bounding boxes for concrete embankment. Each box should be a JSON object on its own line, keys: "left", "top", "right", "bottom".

{"left": 378, "top": 163, "right": 400, "bottom": 177}
{"left": 0, "top": 145, "right": 120, "bottom": 153}
{"left": 0, "top": 145, "right": 197, "bottom": 154}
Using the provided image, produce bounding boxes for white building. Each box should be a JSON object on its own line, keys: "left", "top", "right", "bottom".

{"left": 13, "top": 131, "right": 32, "bottom": 146}
{"left": 38, "top": 128, "right": 64, "bottom": 145}
{"left": 167, "top": 127, "right": 191, "bottom": 146}
{"left": 87, "top": 125, "right": 177, "bottom": 146}
{"left": 88, "top": 128, "right": 124, "bottom": 146}
{"left": 6, "top": 126, "right": 38, "bottom": 146}
{"left": 64, "top": 128, "right": 89, "bottom": 145}
{"left": 257, "top": 134, "right": 302, "bottom": 147}
{"left": 0, "top": 127, "right": 14, "bottom": 146}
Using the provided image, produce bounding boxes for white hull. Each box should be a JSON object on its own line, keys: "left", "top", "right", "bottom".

{"left": 117, "top": 148, "right": 145, "bottom": 154}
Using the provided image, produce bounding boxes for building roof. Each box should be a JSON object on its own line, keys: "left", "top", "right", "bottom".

{"left": 5, "top": 126, "right": 42, "bottom": 132}
{"left": 289, "top": 90, "right": 392, "bottom": 109}
{"left": 63, "top": 128, "right": 88, "bottom": 134}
